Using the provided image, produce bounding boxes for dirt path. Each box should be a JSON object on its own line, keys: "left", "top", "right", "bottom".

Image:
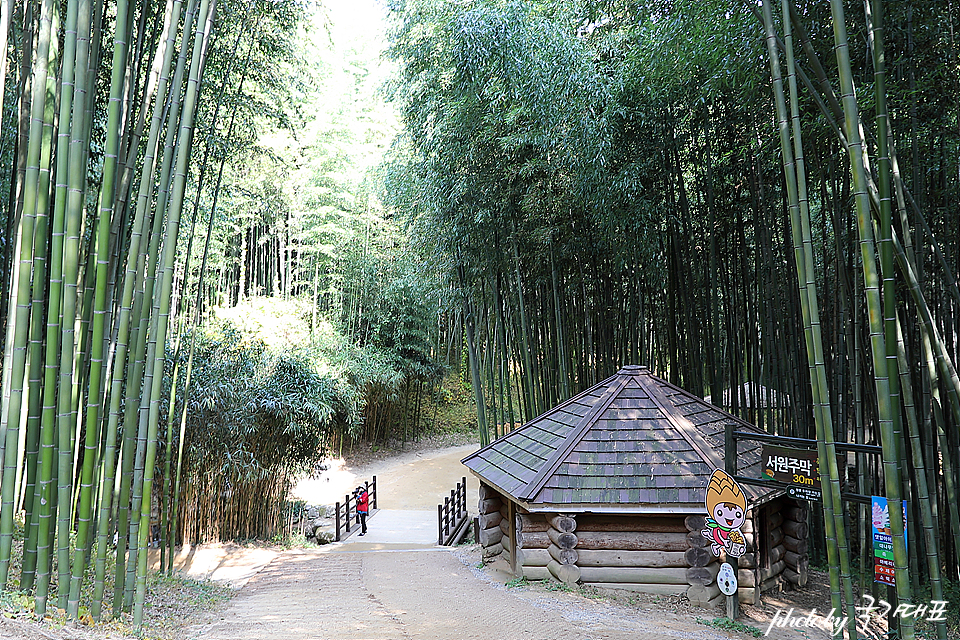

{"left": 183, "top": 444, "right": 829, "bottom": 640}
{"left": 292, "top": 443, "right": 479, "bottom": 510}
{"left": 184, "top": 546, "right": 740, "bottom": 640}
{"left": 0, "top": 442, "right": 834, "bottom": 639}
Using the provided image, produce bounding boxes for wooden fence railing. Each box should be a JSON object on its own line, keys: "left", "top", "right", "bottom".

{"left": 492, "top": 422, "right": 523, "bottom": 440}
{"left": 335, "top": 476, "right": 377, "bottom": 542}
{"left": 438, "top": 476, "right": 469, "bottom": 545}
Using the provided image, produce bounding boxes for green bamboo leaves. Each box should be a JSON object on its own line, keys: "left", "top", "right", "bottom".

{"left": 390, "top": 3, "right": 960, "bottom": 634}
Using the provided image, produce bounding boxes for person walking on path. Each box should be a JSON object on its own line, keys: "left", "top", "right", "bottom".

{"left": 356, "top": 485, "right": 369, "bottom": 536}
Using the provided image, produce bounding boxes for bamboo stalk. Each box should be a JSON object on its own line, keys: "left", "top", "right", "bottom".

{"left": 828, "top": 2, "right": 912, "bottom": 635}
{"left": 0, "top": 0, "right": 55, "bottom": 591}
{"left": 20, "top": 0, "right": 64, "bottom": 589}
{"left": 761, "top": 4, "right": 856, "bottom": 634}
{"left": 133, "top": 0, "right": 214, "bottom": 626}
{"left": 895, "top": 311, "right": 947, "bottom": 639}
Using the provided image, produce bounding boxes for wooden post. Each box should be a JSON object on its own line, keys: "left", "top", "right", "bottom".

{"left": 335, "top": 502, "right": 341, "bottom": 542}
{"left": 450, "top": 488, "right": 456, "bottom": 538}
{"left": 446, "top": 496, "right": 452, "bottom": 540}
{"left": 725, "top": 423, "right": 740, "bottom": 619}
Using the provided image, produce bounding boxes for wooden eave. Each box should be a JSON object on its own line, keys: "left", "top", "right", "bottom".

{"left": 515, "top": 501, "right": 707, "bottom": 515}
{"left": 510, "top": 485, "right": 786, "bottom": 515}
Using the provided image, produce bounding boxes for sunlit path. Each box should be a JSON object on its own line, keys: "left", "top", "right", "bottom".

{"left": 186, "top": 446, "right": 828, "bottom": 640}
{"left": 187, "top": 546, "right": 749, "bottom": 640}
{"left": 336, "top": 509, "right": 439, "bottom": 548}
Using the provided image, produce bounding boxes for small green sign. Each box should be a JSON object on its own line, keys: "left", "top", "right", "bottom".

{"left": 787, "top": 485, "right": 822, "bottom": 502}
{"left": 872, "top": 496, "right": 906, "bottom": 586}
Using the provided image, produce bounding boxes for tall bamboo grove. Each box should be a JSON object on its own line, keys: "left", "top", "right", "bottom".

{"left": 386, "top": 5, "right": 960, "bottom": 639}
{"left": 0, "top": 0, "right": 227, "bottom": 623}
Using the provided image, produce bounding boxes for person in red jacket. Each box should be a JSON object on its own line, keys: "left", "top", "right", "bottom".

{"left": 356, "top": 485, "right": 369, "bottom": 536}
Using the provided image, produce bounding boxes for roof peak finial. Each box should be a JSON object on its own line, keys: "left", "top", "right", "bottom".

{"left": 618, "top": 364, "right": 648, "bottom": 374}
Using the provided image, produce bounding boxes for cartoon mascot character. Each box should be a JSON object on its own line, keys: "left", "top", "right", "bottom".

{"left": 701, "top": 469, "right": 747, "bottom": 558}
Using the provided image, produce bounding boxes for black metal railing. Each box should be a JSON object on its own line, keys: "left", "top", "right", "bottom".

{"left": 335, "top": 475, "right": 377, "bottom": 541}
{"left": 438, "top": 476, "right": 468, "bottom": 545}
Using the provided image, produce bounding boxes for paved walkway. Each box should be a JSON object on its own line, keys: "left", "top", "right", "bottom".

{"left": 338, "top": 509, "right": 440, "bottom": 549}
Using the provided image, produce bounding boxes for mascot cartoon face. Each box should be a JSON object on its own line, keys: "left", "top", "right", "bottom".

{"left": 701, "top": 469, "right": 747, "bottom": 558}
{"left": 712, "top": 500, "right": 744, "bottom": 531}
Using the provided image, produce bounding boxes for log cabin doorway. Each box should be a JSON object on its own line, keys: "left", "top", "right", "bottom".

{"left": 757, "top": 507, "right": 770, "bottom": 573}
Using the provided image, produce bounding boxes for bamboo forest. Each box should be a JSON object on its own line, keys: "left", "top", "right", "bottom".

{"left": 0, "top": 0, "right": 957, "bottom": 636}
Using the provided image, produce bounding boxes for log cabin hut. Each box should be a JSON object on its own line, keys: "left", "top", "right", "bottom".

{"left": 462, "top": 365, "right": 811, "bottom": 608}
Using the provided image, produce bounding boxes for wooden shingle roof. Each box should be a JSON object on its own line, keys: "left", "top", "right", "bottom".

{"left": 462, "top": 365, "right": 781, "bottom": 513}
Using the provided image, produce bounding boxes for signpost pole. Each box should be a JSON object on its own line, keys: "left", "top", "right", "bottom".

{"left": 724, "top": 423, "right": 740, "bottom": 620}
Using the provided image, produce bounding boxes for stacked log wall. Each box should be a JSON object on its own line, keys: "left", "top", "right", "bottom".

{"left": 478, "top": 484, "right": 503, "bottom": 559}
{"left": 573, "top": 514, "right": 688, "bottom": 593}
{"left": 516, "top": 513, "right": 550, "bottom": 580}
{"left": 546, "top": 514, "right": 581, "bottom": 584}
{"left": 739, "top": 509, "right": 761, "bottom": 604}
{"left": 759, "top": 500, "right": 787, "bottom": 598}
{"left": 504, "top": 505, "right": 800, "bottom": 601}
{"left": 499, "top": 501, "right": 512, "bottom": 566}
{"left": 781, "top": 501, "right": 809, "bottom": 589}
{"left": 685, "top": 515, "right": 723, "bottom": 608}
{"left": 736, "top": 512, "right": 760, "bottom": 602}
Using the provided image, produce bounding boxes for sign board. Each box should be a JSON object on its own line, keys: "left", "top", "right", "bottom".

{"left": 872, "top": 496, "right": 906, "bottom": 586}
{"left": 717, "top": 563, "right": 737, "bottom": 595}
{"left": 787, "top": 485, "right": 822, "bottom": 502}
{"left": 760, "top": 444, "right": 826, "bottom": 488}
